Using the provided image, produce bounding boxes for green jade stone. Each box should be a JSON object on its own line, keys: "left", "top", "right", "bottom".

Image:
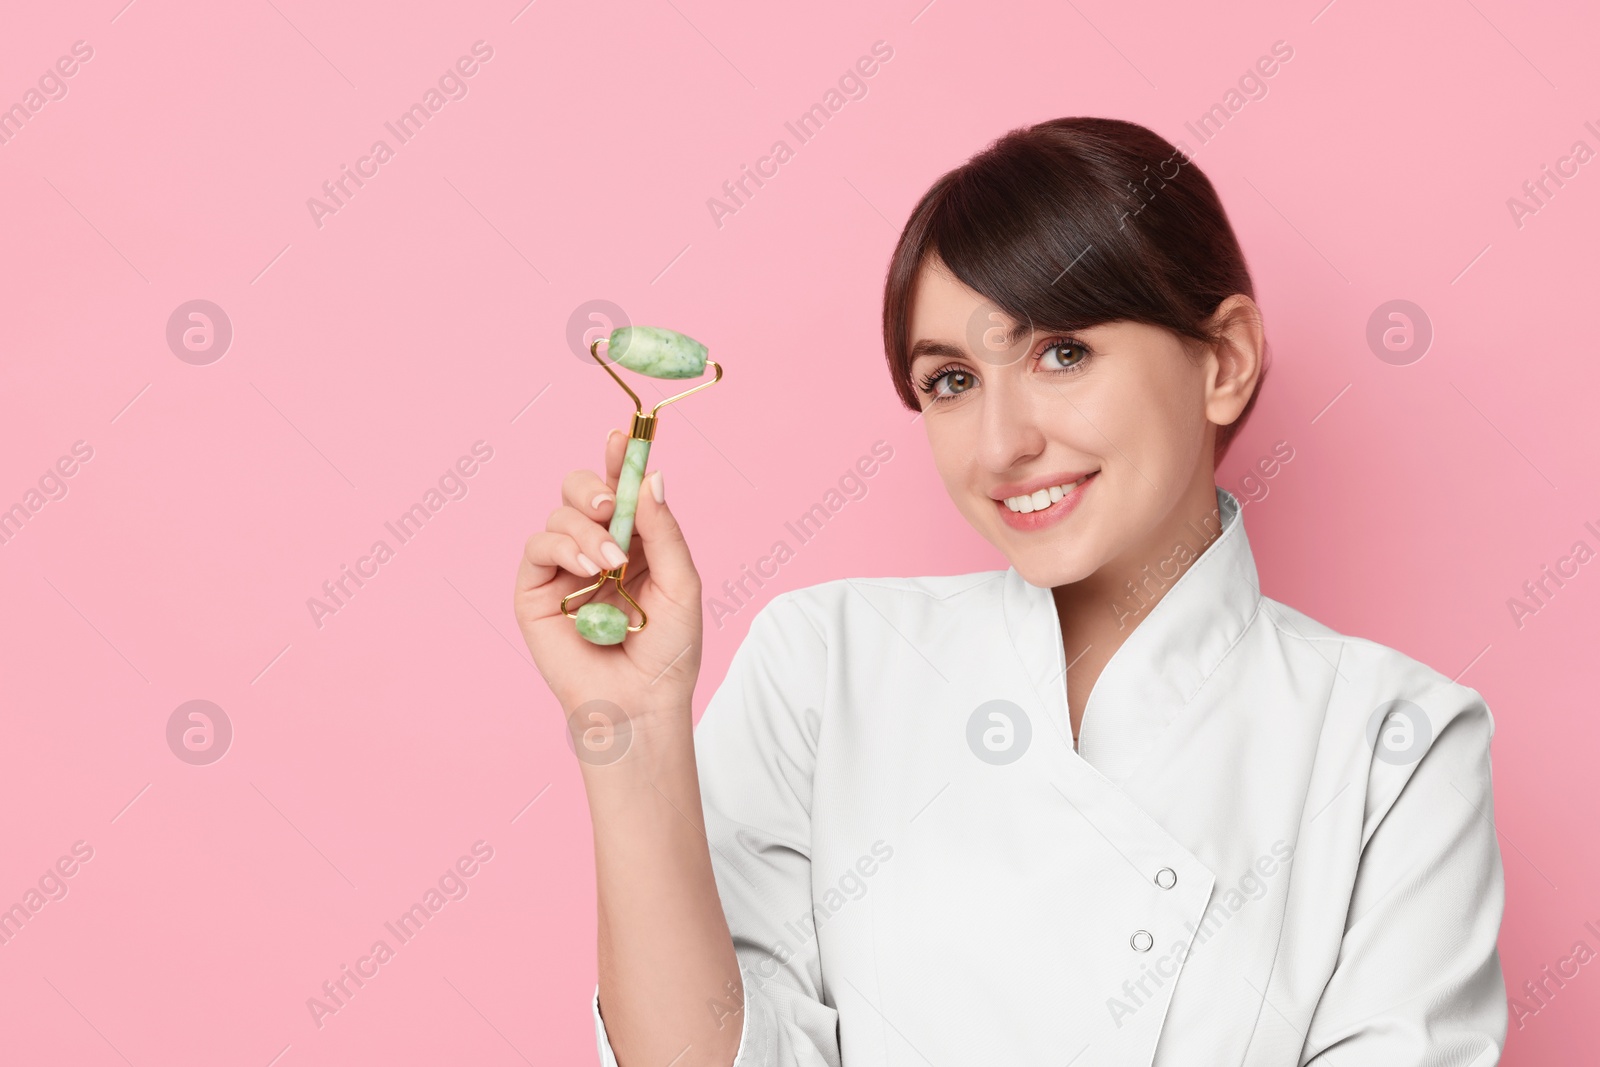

{"left": 574, "top": 601, "right": 629, "bottom": 645}
{"left": 576, "top": 437, "right": 650, "bottom": 646}
{"left": 608, "top": 435, "right": 652, "bottom": 555}
{"left": 608, "top": 326, "right": 709, "bottom": 379}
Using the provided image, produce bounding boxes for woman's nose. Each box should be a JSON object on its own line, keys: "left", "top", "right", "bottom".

{"left": 974, "top": 376, "right": 1046, "bottom": 472}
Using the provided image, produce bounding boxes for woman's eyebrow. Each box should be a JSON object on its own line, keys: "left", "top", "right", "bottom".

{"left": 909, "top": 338, "right": 966, "bottom": 361}
{"left": 911, "top": 321, "right": 1035, "bottom": 362}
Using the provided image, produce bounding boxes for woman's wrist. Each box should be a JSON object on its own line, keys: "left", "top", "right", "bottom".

{"left": 573, "top": 701, "right": 699, "bottom": 804}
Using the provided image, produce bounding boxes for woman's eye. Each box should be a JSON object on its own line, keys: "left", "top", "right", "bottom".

{"left": 1040, "top": 339, "right": 1089, "bottom": 370}
{"left": 936, "top": 369, "right": 975, "bottom": 396}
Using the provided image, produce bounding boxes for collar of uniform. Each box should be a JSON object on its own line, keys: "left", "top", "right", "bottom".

{"left": 1000, "top": 486, "right": 1262, "bottom": 783}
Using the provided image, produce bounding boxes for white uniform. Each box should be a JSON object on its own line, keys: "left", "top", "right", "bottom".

{"left": 594, "top": 487, "right": 1508, "bottom": 1066}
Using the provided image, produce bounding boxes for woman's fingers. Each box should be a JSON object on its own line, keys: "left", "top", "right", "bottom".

{"left": 604, "top": 427, "right": 626, "bottom": 488}
{"left": 562, "top": 465, "right": 618, "bottom": 523}
{"left": 515, "top": 531, "right": 601, "bottom": 620}
{"left": 518, "top": 430, "right": 682, "bottom": 627}
{"left": 547, "top": 505, "right": 630, "bottom": 573}
{"left": 558, "top": 428, "right": 628, "bottom": 515}
{"left": 630, "top": 469, "right": 700, "bottom": 607}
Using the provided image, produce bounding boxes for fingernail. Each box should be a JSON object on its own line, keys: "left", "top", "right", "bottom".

{"left": 576, "top": 553, "right": 601, "bottom": 576}
{"left": 607, "top": 428, "right": 623, "bottom": 446}
{"left": 601, "top": 542, "right": 628, "bottom": 568}
{"left": 591, "top": 491, "right": 615, "bottom": 510}
{"left": 648, "top": 470, "right": 665, "bottom": 504}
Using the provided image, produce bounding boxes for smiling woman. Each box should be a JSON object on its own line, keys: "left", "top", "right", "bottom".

{"left": 881, "top": 117, "right": 1267, "bottom": 464}
{"left": 882, "top": 121, "right": 1274, "bottom": 743}
{"left": 515, "top": 116, "right": 1509, "bottom": 1067}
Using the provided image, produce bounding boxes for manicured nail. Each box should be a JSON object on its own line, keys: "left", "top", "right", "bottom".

{"left": 607, "top": 428, "right": 624, "bottom": 447}
{"left": 601, "top": 541, "right": 628, "bottom": 568}
{"left": 575, "top": 553, "right": 601, "bottom": 576}
{"left": 648, "top": 470, "right": 665, "bottom": 504}
{"left": 591, "top": 491, "right": 615, "bottom": 510}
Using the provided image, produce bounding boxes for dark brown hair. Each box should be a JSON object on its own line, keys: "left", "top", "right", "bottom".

{"left": 881, "top": 116, "right": 1267, "bottom": 464}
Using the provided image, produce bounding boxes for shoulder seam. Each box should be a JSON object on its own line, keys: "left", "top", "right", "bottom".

{"left": 772, "top": 588, "right": 828, "bottom": 645}
{"left": 1264, "top": 604, "right": 1478, "bottom": 704}
{"left": 1261, "top": 599, "right": 1346, "bottom": 648}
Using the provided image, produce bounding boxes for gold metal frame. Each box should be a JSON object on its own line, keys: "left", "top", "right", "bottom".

{"left": 558, "top": 336, "right": 724, "bottom": 631}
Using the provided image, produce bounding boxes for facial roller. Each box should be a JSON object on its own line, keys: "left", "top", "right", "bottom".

{"left": 560, "top": 326, "right": 724, "bottom": 645}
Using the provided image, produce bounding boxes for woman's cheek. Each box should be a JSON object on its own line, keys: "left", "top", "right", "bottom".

{"left": 1125, "top": 370, "right": 1209, "bottom": 471}
{"left": 1047, "top": 384, "right": 1121, "bottom": 460}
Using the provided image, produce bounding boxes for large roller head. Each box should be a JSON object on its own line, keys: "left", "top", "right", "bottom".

{"left": 606, "top": 326, "right": 709, "bottom": 379}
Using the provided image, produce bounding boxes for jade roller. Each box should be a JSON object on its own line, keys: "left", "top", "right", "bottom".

{"left": 560, "top": 325, "right": 723, "bottom": 645}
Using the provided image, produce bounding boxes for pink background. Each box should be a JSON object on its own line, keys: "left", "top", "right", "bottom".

{"left": 1, "top": 0, "right": 1595, "bottom": 1062}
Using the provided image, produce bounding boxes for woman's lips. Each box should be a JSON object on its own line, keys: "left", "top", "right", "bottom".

{"left": 995, "top": 471, "right": 1096, "bottom": 531}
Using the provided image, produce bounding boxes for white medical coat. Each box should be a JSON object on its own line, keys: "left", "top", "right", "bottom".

{"left": 594, "top": 487, "right": 1508, "bottom": 1065}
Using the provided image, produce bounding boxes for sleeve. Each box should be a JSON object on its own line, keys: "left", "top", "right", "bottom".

{"left": 592, "top": 592, "right": 841, "bottom": 1067}
{"left": 1298, "top": 684, "right": 1510, "bottom": 1066}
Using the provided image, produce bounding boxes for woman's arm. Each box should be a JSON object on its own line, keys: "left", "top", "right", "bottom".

{"left": 1298, "top": 685, "right": 1509, "bottom": 1066}
{"left": 594, "top": 593, "right": 844, "bottom": 1067}
{"left": 517, "top": 431, "right": 843, "bottom": 1065}
{"left": 585, "top": 713, "right": 744, "bottom": 1067}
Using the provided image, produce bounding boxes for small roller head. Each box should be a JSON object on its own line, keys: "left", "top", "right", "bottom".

{"left": 574, "top": 601, "right": 629, "bottom": 645}
{"left": 607, "top": 326, "right": 709, "bottom": 379}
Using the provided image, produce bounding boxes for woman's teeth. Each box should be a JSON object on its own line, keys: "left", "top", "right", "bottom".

{"left": 1002, "top": 475, "right": 1089, "bottom": 514}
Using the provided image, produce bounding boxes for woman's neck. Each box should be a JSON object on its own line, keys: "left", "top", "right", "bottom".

{"left": 1051, "top": 479, "right": 1225, "bottom": 747}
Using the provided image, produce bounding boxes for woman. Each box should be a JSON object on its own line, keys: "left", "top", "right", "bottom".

{"left": 515, "top": 118, "right": 1509, "bottom": 1066}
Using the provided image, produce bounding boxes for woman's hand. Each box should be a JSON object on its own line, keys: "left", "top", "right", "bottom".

{"left": 514, "top": 428, "right": 704, "bottom": 734}
{"left": 515, "top": 430, "right": 741, "bottom": 1067}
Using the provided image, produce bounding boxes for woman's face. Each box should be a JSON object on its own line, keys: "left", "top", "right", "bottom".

{"left": 907, "top": 259, "right": 1238, "bottom": 589}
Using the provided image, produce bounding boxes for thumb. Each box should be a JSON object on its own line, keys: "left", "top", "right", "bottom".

{"left": 631, "top": 470, "right": 700, "bottom": 603}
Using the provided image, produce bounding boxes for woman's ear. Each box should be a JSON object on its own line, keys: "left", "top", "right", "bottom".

{"left": 1203, "top": 294, "right": 1266, "bottom": 429}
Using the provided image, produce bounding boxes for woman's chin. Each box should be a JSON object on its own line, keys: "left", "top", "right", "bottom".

{"left": 1001, "top": 544, "right": 1099, "bottom": 590}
